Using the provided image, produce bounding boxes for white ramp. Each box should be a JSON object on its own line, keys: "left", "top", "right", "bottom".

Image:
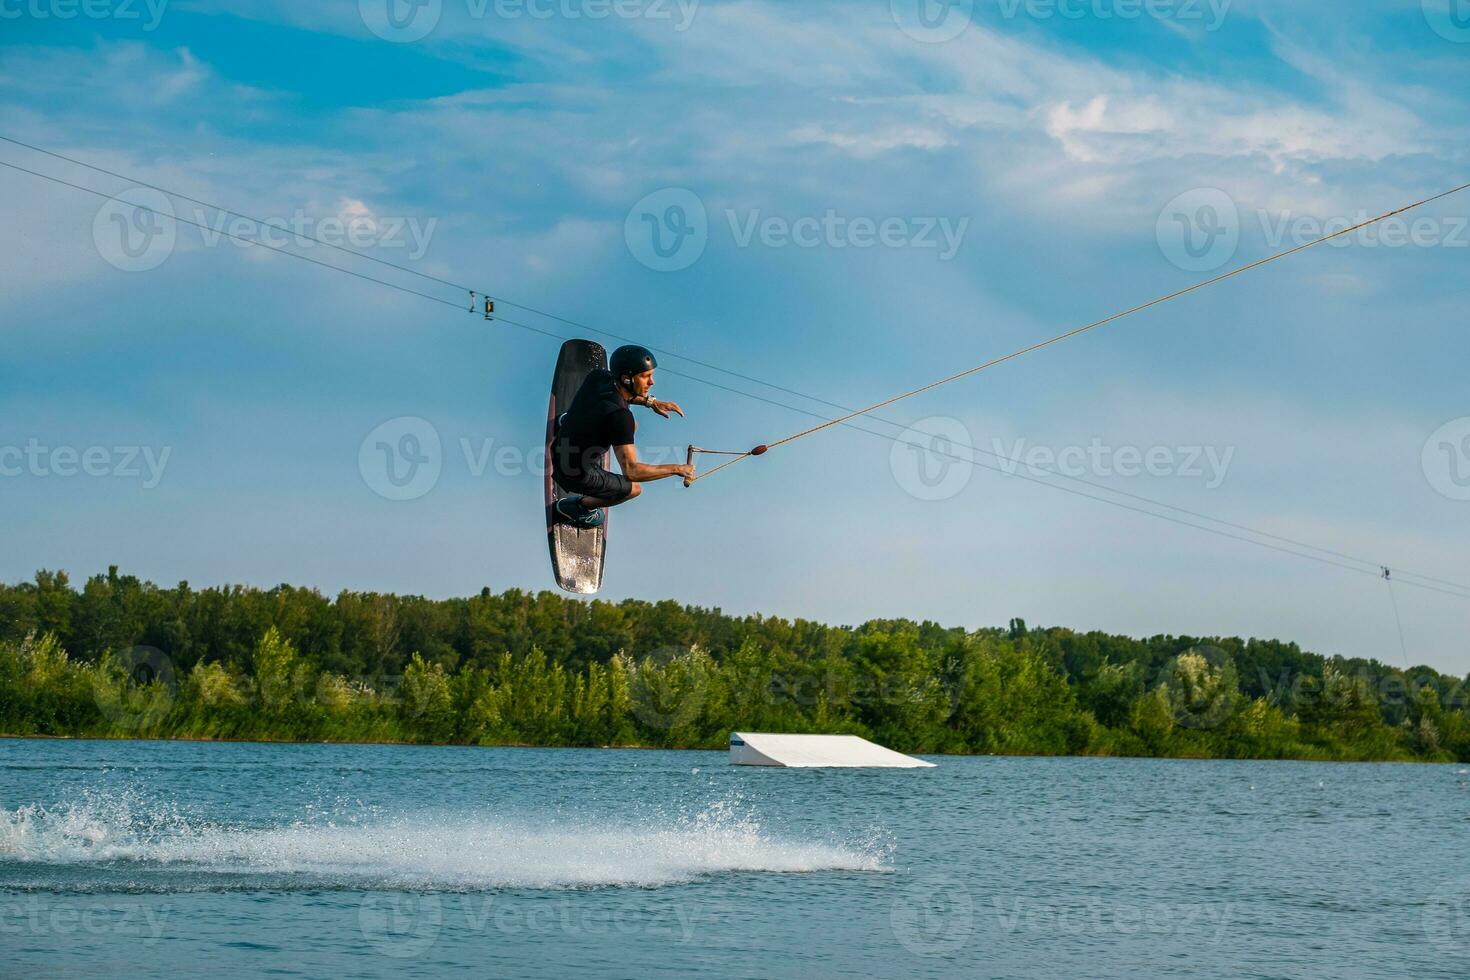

{"left": 729, "top": 732, "right": 936, "bottom": 768}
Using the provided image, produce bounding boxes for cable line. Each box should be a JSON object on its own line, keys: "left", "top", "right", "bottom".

{"left": 1383, "top": 568, "right": 1411, "bottom": 662}
{"left": 3, "top": 135, "right": 1461, "bottom": 587}
{"left": 0, "top": 133, "right": 843, "bottom": 413}
{"left": 688, "top": 181, "right": 1470, "bottom": 484}
{"left": 2, "top": 142, "right": 1466, "bottom": 604}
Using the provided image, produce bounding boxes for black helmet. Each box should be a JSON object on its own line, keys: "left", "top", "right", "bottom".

{"left": 610, "top": 345, "right": 658, "bottom": 381}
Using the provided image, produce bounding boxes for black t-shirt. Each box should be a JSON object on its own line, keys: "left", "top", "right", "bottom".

{"left": 560, "top": 369, "right": 635, "bottom": 455}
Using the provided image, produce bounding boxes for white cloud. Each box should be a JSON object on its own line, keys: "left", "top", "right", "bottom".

{"left": 3, "top": 5, "right": 1467, "bottom": 666}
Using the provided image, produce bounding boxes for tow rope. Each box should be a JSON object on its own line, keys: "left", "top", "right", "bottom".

{"left": 682, "top": 181, "right": 1470, "bottom": 486}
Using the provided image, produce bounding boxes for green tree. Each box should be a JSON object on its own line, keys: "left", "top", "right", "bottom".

{"left": 253, "top": 627, "right": 312, "bottom": 715}
{"left": 1130, "top": 685, "right": 1175, "bottom": 753}
{"left": 402, "top": 653, "right": 454, "bottom": 743}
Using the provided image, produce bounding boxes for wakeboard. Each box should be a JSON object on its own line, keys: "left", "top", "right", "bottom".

{"left": 545, "top": 339, "right": 610, "bottom": 595}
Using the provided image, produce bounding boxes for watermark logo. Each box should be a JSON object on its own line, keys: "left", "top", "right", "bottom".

{"left": 993, "top": 437, "right": 1235, "bottom": 489}
{"left": 994, "top": 897, "right": 1235, "bottom": 940}
{"left": 0, "top": 440, "right": 172, "bottom": 488}
{"left": 1251, "top": 665, "right": 1470, "bottom": 718}
{"left": 1423, "top": 0, "right": 1470, "bottom": 43}
{"left": 360, "top": 0, "right": 442, "bottom": 42}
{"left": 463, "top": 436, "right": 684, "bottom": 480}
{"left": 1424, "top": 876, "right": 1470, "bottom": 953}
{"left": 726, "top": 210, "right": 969, "bottom": 261}
{"left": 890, "top": 417, "right": 975, "bottom": 501}
{"left": 92, "top": 188, "right": 437, "bottom": 267}
{"left": 353, "top": 893, "right": 700, "bottom": 956}
{"left": 0, "top": 896, "right": 170, "bottom": 941}
{"left": 627, "top": 646, "right": 708, "bottom": 731}
{"left": 359, "top": 892, "right": 443, "bottom": 958}
{"left": 627, "top": 191, "right": 969, "bottom": 270}
{"left": 193, "top": 205, "right": 439, "bottom": 261}
{"left": 995, "top": 0, "right": 1231, "bottom": 31}
{"left": 890, "top": 874, "right": 974, "bottom": 957}
{"left": 481, "top": 0, "right": 701, "bottom": 29}
{"left": 890, "top": 0, "right": 974, "bottom": 43}
{"left": 0, "top": 0, "right": 170, "bottom": 30}
{"left": 93, "top": 187, "right": 176, "bottom": 273}
{"left": 1258, "top": 210, "right": 1468, "bottom": 253}
{"left": 359, "top": 417, "right": 443, "bottom": 501}
{"left": 1157, "top": 188, "right": 1239, "bottom": 273}
{"left": 357, "top": 427, "right": 686, "bottom": 493}
{"left": 1159, "top": 188, "right": 1468, "bottom": 273}
{"left": 93, "top": 646, "right": 176, "bottom": 731}
{"left": 625, "top": 188, "right": 708, "bottom": 272}
{"left": 1155, "top": 645, "right": 1236, "bottom": 730}
{"left": 1423, "top": 417, "right": 1470, "bottom": 501}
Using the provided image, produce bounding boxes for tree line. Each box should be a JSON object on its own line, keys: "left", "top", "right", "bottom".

{"left": 1, "top": 567, "right": 1466, "bottom": 761}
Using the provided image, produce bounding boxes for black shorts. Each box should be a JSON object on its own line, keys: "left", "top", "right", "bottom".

{"left": 551, "top": 438, "right": 634, "bottom": 503}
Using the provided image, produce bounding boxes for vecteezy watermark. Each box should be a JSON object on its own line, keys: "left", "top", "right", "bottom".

{"left": 0, "top": 440, "right": 172, "bottom": 488}
{"left": 0, "top": 0, "right": 170, "bottom": 30}
{"left": 762, "top": 669, "right": 960, "bottom": 718}
{"left": 94, "top": 645, "right": 177, "bottom": 731}
{"left": 994, "top": 437, "right": 1235, "bottom": 490}
{"left": 890, "top": 0, "right": 974, "bottom": 44}
{"left": 466, "top": 436, "right": 683, "bottom": 479}
{"left": 887, "top": 419, "right": 1235, "bottom": 501}
{"left": 93, "top": 187, "right": 177, "bottom": 273}
{"left": 891, "top": 878, "right": 1234, "bottom": 956}
{"left": 359, "top": 0, "right": 699, "bottom": 42}
{"left": 624, "top": 189, "right": 970, "bottom": 271}
{"left": 727, "top": 210, "right": 970, "bottom": 262}
{"left": 890, "top": 417, "right": 976, "bottom": 502}
{"left": 359, "top": 417, "right": 443, "bottom": 502}
{"left": 1422, "top": 0, "right": 1470, "bottom": 44}
{"left": 477, "top": 0, "right": 700, "bottom": 28}
{"left": 192, "top": 206, "right": 438, "bottom": 261}
{"left": 627, "top": 646, "right": 708, "bottom": 731}
{"left": 0, "top": 896, "right": 169, "bottom": 941}
{"left": 1257, "top": 210, "right": 1470, "bottom": 251}
{"left": 625, "top": 188, "right": 709, "bottom": 273}
{"left": 360, "top": 0, "right": 443, "bottom": 42}
{"left": 1156, "top": 188, "right": 1241, "bottom": 274}
{"left": 1251, "top": 665, "right": 1470, "bottom": 717}
{"left": 1423, "top": 417, "right": 1470, "bottom": 502}
{"left": 992, "top": 897, "right": 1235, "bottom": 941}
{"left": 358, "top": 418, "right": 691, "bottom": 501}
{"left": 890, "top": 875, "right": 975, "bottom": 957}
{"left": 359, "top": 892, "right": 701, "bottom": 959}
{"left": 1157, "top": 187, "right": 1470, "bottom": 273}
{"left": 1424, "top": 876, "right": 1470, "bottom": 953}
{"left": 359, "top": 893, "right": 443, "bottom": 959}
{"left": 996, "top": 0, "right": 1231, "bottom": 30}
{"left": 1154, "top": 645, "right": 1235, "bottom": 730}
{"left": 92, "top": 188, "right": 439, "bottom": 273}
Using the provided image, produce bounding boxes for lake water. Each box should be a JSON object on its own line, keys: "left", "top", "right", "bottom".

{"left": 1, "top": 739, "right": 1466, "bottom": 978}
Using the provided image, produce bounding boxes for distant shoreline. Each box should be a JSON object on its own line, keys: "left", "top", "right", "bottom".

{"left": 5, "top": 570, "right": 1465, "bottom": 766}
{"left": 2, "top": 732, "right": 1455, "bottom": 767}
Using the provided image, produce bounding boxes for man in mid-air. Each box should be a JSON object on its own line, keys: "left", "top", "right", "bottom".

{"left": 550, "top": 344, "right": 694, "bottom": 528}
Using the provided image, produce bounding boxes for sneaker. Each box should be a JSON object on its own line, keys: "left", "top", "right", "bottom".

{"left": 555, "top": 495, "right": 604, "bottom": 529}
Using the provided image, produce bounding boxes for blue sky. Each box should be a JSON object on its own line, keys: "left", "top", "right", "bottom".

{"left": 1, "top": 0, "right": 1467, "bottom": 671}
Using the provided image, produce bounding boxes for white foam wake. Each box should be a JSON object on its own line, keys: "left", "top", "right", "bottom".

{"left": 0, "top": 794, "right": 888, "bottom": 891}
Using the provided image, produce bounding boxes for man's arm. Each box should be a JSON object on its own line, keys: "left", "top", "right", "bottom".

{"left": 634, "top": 396, "right": 684, "bottom": 420}
{"left": 613, "top": 443, "right": 694, "bottom": 484}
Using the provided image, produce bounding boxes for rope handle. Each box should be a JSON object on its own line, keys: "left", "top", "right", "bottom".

{"left": 685, "top": 444, "right": 769, "bottom": 486}
{"left": 683, "top": 445, "right": 696, "bottom": 488}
